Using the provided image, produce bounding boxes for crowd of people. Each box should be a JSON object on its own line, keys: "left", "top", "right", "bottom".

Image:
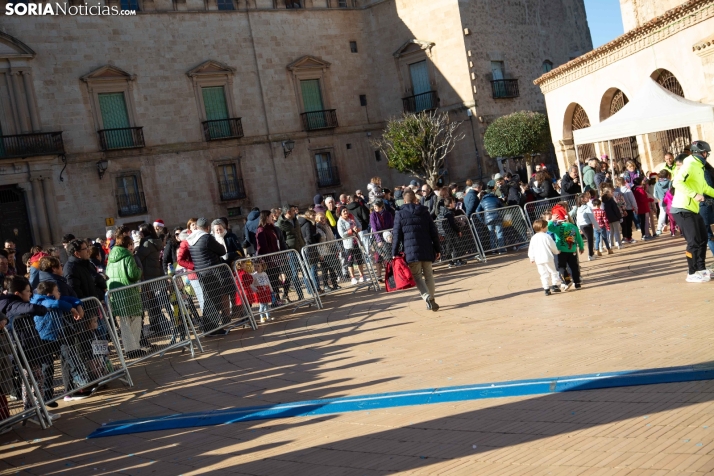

{"left": 1, "top": 143, "right": 713, "bottom": 431}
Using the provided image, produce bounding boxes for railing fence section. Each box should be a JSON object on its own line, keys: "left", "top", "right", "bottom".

{"left": 106, "top": 275, "right": 198, "bottom": 367}
{"left": 0, "top": 327, "right": 51, "bottom": 431}
{"left": 471, "top": 206, "right": 532, "bottom": 254}
{"left": 301, "top": 235, "right": 379, "bottom": 299}
{"left": 174, "top": 263, "right": 256, "bottom": 337}
{"left": 522, "top": 194, "right": 578, "bottom": 229}
{"left": 234, "top": 249, "right": 322, "bottom": 320}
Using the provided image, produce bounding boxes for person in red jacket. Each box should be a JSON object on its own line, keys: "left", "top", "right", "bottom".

{"left": 632, "top": 177, "right": 655, "bottom": 240}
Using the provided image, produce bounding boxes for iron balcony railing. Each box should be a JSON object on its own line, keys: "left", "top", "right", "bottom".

{"left": 202, "top": 118, "right": 244, "bottom": 141}
{"left": 98, "top": 127, "right": 145, "bottom": 151}
{"left": 116, "top": 191, "right": 147, "bottom": 217}
{"left": 402, "top": 91, "right": 438, "bottom": 113}
{"left": 219, "top": 178, "right": 247, "bottom": 201}
{"left": 0, "top": 132, "right": 65, "bottom": 159}
{"left": 301, "top": 109, "right": 338, "bottom": 131}
{"left": 316, "top": 166, "right": 340, "bottom": 188}
{"left": 491, "top": 79, "right": 520, "bottom": 99}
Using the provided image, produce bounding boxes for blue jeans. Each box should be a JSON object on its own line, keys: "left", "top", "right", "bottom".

{"left": 486, "top": 222, "right": 504, "bottom": 251}
{"left": 595, "top": 228, "right": 611, "bottom": 250}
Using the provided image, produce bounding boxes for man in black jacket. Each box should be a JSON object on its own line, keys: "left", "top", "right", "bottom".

{"left": 186, "top": 218, "right": 229, "bottom": 335}
{"left": 560, "top": 166, "right": 582, "bottom": 195}
{"left": 420, "top": 184, "right": 439, "bottom": 219}
{"left": 392, "top": 190, "right": 441, "bottom": 311}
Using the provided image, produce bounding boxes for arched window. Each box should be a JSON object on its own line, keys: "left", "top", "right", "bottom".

{"left": 542, "top": 60, "right": 553, "bottom": 73}
{"left": 655, "top": 69, "right": 684, "bottom": 97}
{"left": 652, "top": 69, "right": 690, "bottom": 154}
{"left": 571, "top": 104, "right": 595, "bottom": 161}
{"left": 609, "top": 90, "right": 628, "bottom": 116}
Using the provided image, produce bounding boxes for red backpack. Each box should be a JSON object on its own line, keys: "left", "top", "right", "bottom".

{"left": 384, "top": 255, "right": 417, "bottom": 292}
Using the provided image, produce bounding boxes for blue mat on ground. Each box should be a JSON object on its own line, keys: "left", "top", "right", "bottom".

{"left": 87, "top": 364, "right": 714, "bottom": 438}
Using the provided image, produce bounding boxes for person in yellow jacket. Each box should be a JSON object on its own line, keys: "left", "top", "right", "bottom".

{"left": 671, "top": 141, "right": 714, "bottom": 282}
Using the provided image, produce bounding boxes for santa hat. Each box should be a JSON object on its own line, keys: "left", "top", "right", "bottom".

{"left": 551, "top": 204, "right": 568, "bottom": 222}
{"left": 153, "top": 219, "right": 165, "bottom": 228}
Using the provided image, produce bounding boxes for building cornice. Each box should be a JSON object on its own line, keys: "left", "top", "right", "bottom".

{"left": 533, "top": 0, "right": 714, "bottom": 94}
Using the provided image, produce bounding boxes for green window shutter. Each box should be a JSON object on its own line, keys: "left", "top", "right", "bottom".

{"left": 409, "top": 61, "right": 432, "bottom": 111}
{"left": 202, "top": 86, "right": 231, "bottom": 138}
{"left": 98, "top": 93, "right": 133, "bottom": 149}
{"left": 301, "top": 80, "right": 325, "bottom": 129}
{"left": 300, "top": 80, "right": 324, "bottom": 112}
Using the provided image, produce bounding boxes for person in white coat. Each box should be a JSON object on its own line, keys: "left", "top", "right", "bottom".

{"left": 528, "top": 219, "right": 572, "bottom": 296}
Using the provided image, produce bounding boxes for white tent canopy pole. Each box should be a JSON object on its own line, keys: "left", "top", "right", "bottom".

{"left": 573, "top": 78, "right": 714, "bottom": 145}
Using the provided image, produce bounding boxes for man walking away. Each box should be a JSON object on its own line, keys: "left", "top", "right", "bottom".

{"left": 392, "top": 190, "right": 441, "bottom": 311}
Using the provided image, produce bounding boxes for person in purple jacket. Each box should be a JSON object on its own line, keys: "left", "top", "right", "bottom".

{"left": 369, "top": 199, "right": 394, "bottom": 282}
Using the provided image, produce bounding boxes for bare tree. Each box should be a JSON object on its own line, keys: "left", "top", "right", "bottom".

{"left": 372, "top": 111, "right": 465, "bottom": 188}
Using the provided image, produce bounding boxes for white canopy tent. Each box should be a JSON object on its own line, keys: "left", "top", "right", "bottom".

{"left": 571, "top": 78, "right": 714, "bottom": 190}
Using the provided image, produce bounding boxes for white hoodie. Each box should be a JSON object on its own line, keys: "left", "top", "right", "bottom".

{"left": 528, "top": 232, "right": 560, "bottom": 265}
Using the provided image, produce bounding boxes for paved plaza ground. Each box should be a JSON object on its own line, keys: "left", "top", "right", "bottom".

{"left": 1, "top": 235, "right": 714, "bottom": 475}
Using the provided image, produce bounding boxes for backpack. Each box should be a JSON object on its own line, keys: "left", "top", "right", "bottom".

{"left": 384, "top": 255, "right": 417, "bottom": 292}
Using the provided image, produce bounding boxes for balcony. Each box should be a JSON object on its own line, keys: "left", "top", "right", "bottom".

{"left": 491, "top": 79, "right": 520, "bottom": 99}
{"left": 0, "top": 132, "right": 65, "bottom": 159}
{"left": 116, "top": 191, "right": 147, "bottom": 217}
{"left": 219, "top": 178, "right": 247, "bottom": 201}
{"left": 316, "top": 166, "right": 340, "bottom": 188}
{"left": 301, "top": 109, "right": 338, "bottom": 131}
{"left": 402, "top": 91, "right": 438, "bottom": 113}
{"left": 98, "top": 127, "right": 145, "bottom": 151}
{"left": 202, "top": 118, "right": 244, "bottom": 141}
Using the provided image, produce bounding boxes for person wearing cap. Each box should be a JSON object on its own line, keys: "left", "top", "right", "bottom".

{"left": 186, "top": 217, "right": 230, "bottom": 335}
{"left": 153, "top": 220, "right": 166, "bottom": 241}
{"left": 242, "top": 207, "right": 261, "bottom": 256}
{"left": 392, "top": 189, "right": 441, "bottom": 311}
{"left": 475, "top": 181, "right": 506, "bottom": 254}
{"left": 671, "top": 140, "right": 714, "bottom": 282}
{"left": 313, "top": 195, "right": 326, "bottom": 215}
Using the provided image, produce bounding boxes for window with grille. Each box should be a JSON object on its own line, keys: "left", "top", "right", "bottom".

{"left": 315, "top": 152, "right": 339, "bottom": 187}
{"left": 216, "top": 0, "right": 234, "bottom": 9}
{"left": 286, "top": 0, "right": 301, "bottom": 8}
{"left": 542, "top": 60, "right": 553, "bottom": 73}
{"left": 120, "top": 0, "right": 140, "bottom": 10}
{"left": 217, "top": 164, "right": 245, "bottom": 201}
{"left": 115, "top": 174, "right": 146, "bottom": 217}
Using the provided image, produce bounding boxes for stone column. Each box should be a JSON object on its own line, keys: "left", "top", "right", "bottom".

{"left": 22, "top": 71, "right": 41, "bottom": 132}
{"left": 30, "top": 178, "right": 52, "bottom": 246}
{"left": 4, "top": 73, "right": 22, "bottom": 133}
{"left": 40, "top": 178, "right": 60, "bottom": 244}
{"left": 17, "top": 181, "right": 42, "bottom": 247}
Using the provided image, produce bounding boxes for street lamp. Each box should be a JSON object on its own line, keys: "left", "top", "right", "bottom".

{"left": 96, "top": 159, "right": 108, "bottom": 180}
{"left": 282, "top": 140, "right": 295, "bottom": 158}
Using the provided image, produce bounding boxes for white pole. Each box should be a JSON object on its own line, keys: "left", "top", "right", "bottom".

{"left": 574, "top": 144, "right": 584, "bottom": 194}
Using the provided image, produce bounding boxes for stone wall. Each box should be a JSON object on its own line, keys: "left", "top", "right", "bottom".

{"left": 0, "top": 0, "right": 591, "bottom": 243}
{"left": 619, "top": 0, "right": 686, "bottom": 32}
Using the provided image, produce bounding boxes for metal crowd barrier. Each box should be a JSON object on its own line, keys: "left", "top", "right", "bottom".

{"left": 434, "top": 214, "right": 486, "bottom": 267}
{"left": 234, "top": 249, "right": 322, "bottom": 318}
{"left": 0, "top": 327, "right": 51, "bottom": 431}
{"left": 106, "top": 275, "right": 200, "bottom": 367}
{"left": 471, "top": 206, "right": 532, "bottom": 254}
{"left": 302, "top": 234, "right": 380, "bottom": 297}
{"left": 174, "top": 263, "right": 257, "bottom": 337}
{"left": 523, "top": 194, "right": 577, "bottom": 228}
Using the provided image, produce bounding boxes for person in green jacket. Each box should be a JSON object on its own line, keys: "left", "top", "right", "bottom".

{"left": 671, "top": 140, "right": 714, "bottom": 282}
{"left": 548, "top": 211, "right": 585, "bottom": 289}
{"left": 105, "top": 237, "right": 145, "bottom": 358}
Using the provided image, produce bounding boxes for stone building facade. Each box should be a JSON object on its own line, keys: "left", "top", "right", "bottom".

{"left": 0, "top": 0, "right": 591, "bottom": 257}
{"left": 535, "top": 0, "right": 714, "bottom": 175}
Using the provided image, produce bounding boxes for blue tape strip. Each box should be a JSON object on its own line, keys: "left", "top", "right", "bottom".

{"left": 87, "top": 364, "right": 714, "bottom": 438}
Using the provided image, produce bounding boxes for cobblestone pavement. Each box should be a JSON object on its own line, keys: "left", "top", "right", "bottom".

{"left": 1, "top": 236, "right": 713, "bottom": 475}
